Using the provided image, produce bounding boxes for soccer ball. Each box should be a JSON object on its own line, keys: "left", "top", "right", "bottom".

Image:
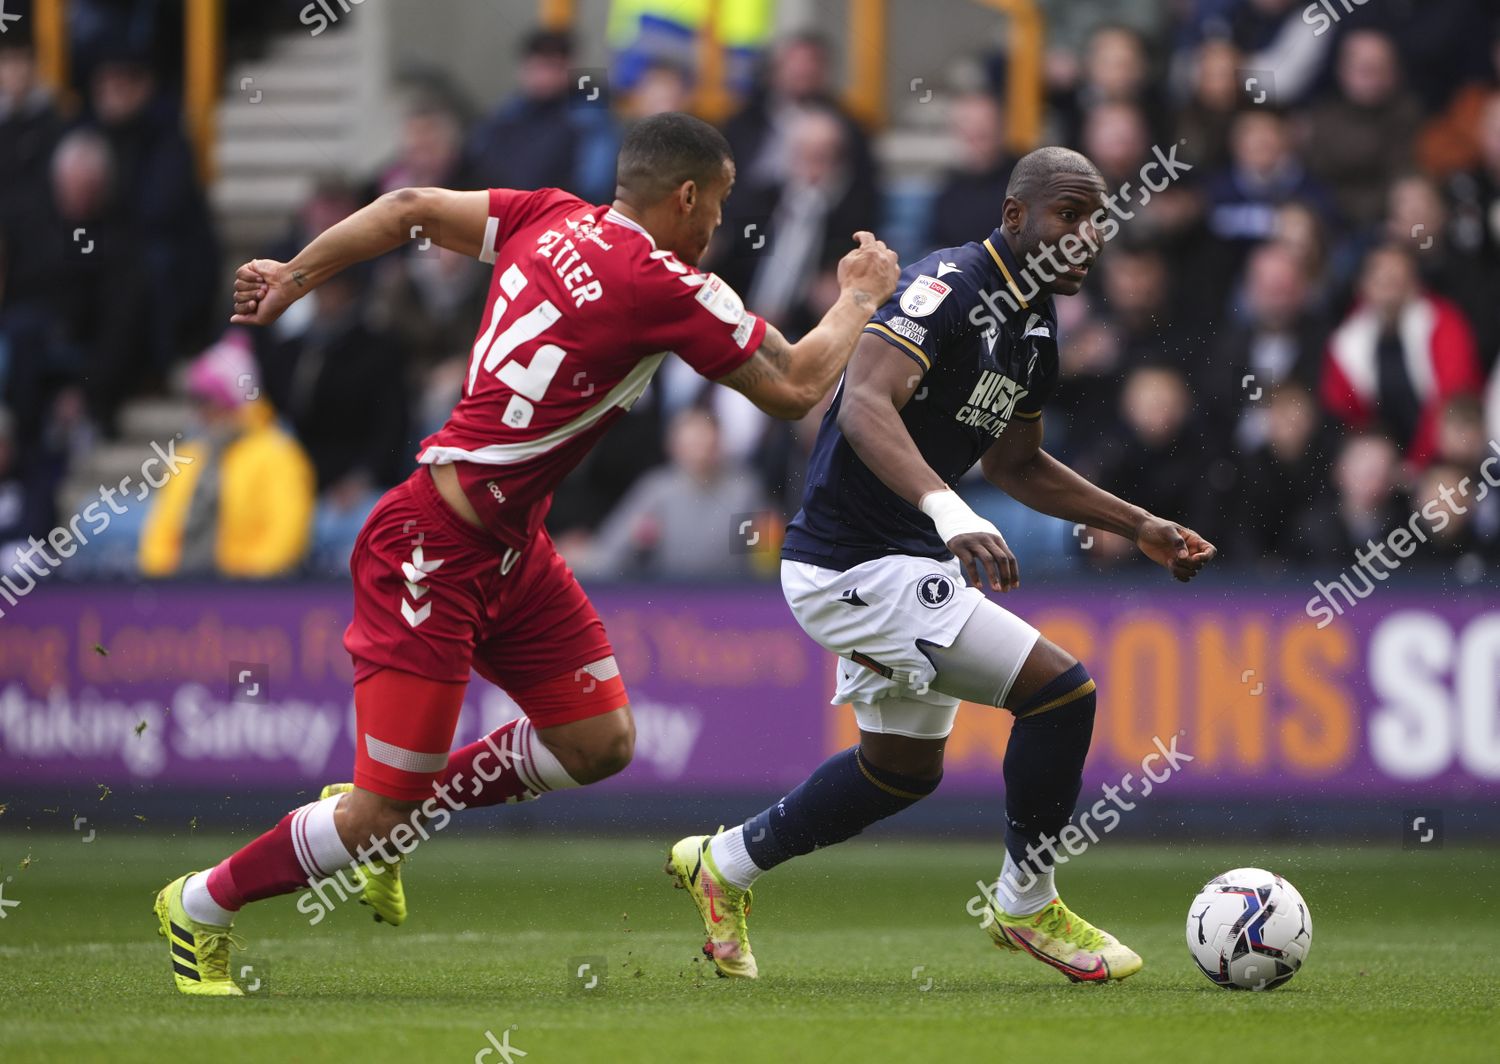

{"left": 1186, "top": 867, "right": 1312, "bottom": 990}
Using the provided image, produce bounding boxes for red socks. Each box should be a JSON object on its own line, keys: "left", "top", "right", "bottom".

{"left": 437, "top": 717, "right": 579, "bottom": 808}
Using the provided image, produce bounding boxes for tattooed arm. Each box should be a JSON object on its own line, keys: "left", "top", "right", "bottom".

{"left": 230, "top": 187, "right": 489, "bottom": 326}
{"left": 716, "top": 232, "right": 899, "bottom": 420}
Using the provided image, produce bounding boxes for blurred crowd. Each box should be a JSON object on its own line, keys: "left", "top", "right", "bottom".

{"left": 4, "top": 0, "right": 1500, "bottom": 585}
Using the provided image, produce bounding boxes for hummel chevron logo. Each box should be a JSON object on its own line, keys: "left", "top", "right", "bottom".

{"left": 401, "top": 545, "right": 444, "bottom": 584}
{"left": 0, "top": 3, "right": 21, "bottom": 34}
{"left": 400, "top": 545, "right": 443, "bottom": 627}
{"left": 838, "top": 587, "right": 869, "bottom": 606}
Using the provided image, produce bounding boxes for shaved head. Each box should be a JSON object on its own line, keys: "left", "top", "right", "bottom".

{"left": 997, "top": 145, "right": 1108, "bottom": 297}
{"left": 1005, "top": 146, "right": 1104, "bottom": 203}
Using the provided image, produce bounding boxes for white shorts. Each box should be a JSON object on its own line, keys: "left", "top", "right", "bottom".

{"left": 781, "top": 555, "right": 1040, "bottom": 738}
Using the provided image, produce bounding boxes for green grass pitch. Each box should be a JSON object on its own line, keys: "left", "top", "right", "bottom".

{"left": 0, "top": 832, "right": 1495, "bottom": 1063}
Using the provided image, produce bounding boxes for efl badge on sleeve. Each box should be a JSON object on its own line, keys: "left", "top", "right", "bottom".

{"left": 694, "top": 273, "right": 747, "bottom": 325}
{"left": 898, "top": 275, "right": 951, "bottom": 318}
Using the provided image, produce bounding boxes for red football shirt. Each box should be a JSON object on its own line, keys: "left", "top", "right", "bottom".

{"left": 417, "top": 188, "right": 767, "bottom": 549}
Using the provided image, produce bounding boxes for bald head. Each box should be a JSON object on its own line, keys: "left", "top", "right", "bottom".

{"left": 1006, "top": 146, "right": 1104, "bottom": 203}
{"left": 997, "top": 145, "right": 1107, "bottom": 298}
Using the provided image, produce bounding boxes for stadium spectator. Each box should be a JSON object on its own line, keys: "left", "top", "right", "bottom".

{"left": 1085, "top": 364, "right": 1209, "bottom": 564}
{"left": 1228, "top": 382, "right": 1331, "bottom": 565}
{"left": 1321, "top": 244, "right": 1484, "bottom": 466}
{"left": 139, "top": 334, "right": 314, "bottom": 579}
{"left": 363, "top": 174, "right": 490, "bottom": 371}
{"left": 464, "top": 30, "right": 619, "bottom": 204}
{"left": 1173, "top": 37, "right": 1245, "bottom": 175}
{"left": 923, "top": 92, "right": 1014, "bottom": 253}
{"left": 1192, "top": 0, "right": 1335, "bottom": 107}
{"left": 1080, "top": 100, "right": 1201, "bottom": 248}
{"left": 580, "top": 409, "right": 767, "bottom": 580}
{"left": 1055, "top": 245, "right": 1173, "bottom": 437}
{"left": 268, "top": 175, "right": 363, "bottom": 264}
{"left": 650, "top": 353, "right": 768, "bottom": 466}
{"left": 1294, "top": 432, "right": 1408, "bottom": 567}
{"left": 0, "top": 40, "right": 64, "bottom": 235}
{"left": 1302, "top": 30, "right": 1423, "bottom": 233}
{"left": 252, "top": 266, "right": 410, "bottom": 497}
{"left": 1270, "top": 201, "right": 1332, "bottom": 306}
{"left": 1202, "top": 108, "right": 1338, "bottom": 304}
{"left": 1079, "top": 99, "right": 1151, "bottom": 193}
{"left": 371, "top": 95, "right": 467, "bottom": 199}
{"left": 1099, "top": 244, "right": 1174, "bottom": 361}
{"left": 1445, "top": 91, "right": 1500, "bottom": 358}
{"left": 1203, "top": 242, "right": 1327, "bottom": 451}
{"left": 1438, "top": 392, "right": 1493, "bottom": 470}
{"left": 546, "top": 392, "right": 666, "bottom": 547}
{"left": 1049, "top": 287, "right": 1122, "bottom": 455}
{"left": 3, "top": 129, "right": 152, "bottom": 439}
{"left": 85, "top": 46, "right": 218, "bottom": 374}
{"left": 1336, "top": 0, "right": 1494, "bottom": 114}
{"left": 1417, "top": 26, "right": 1500, "bottom": 176}
{"left": 1403, "top": 460, "right": 1499, "bottom": 579}
{"left": 721, "top": 31, "right": 879, "bottom": 235}
{"left": 1432, "top": 394, "right": 1500, "bottom": 552}
{"left": 1383, "top": 173, "right": 1496, "bottom": 361}
{"left": 722, "top": 106, "right": 876, "bottom": 337}
{"left": 1051, "top": 24, "right": 1170, "bottom": 147}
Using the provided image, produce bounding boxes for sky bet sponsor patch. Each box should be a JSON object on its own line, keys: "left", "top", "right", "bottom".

{"left": 886, "top": 316, "right": 928, "bottom": 346}
{"left": 693, "top": 273, "right": 746, "bottom": 324}
{"left": 898, "top": 275, "right": 951, "bottom": 318}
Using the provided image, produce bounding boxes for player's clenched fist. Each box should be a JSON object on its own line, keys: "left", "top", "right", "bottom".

{"left": 229, "top": 258, "right": 300, "bottom": 327}
{"left": 836, "top": 231, "right": 901, "bottom": 307}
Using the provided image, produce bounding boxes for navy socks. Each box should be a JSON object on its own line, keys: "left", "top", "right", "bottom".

{"left": 1002, "top": 662, "right": 1097, "bottom": 872}
{"left": 742, "top": 746, "right": 941, "bottom": 871}
{"left": 735, "top": 663, "right": 1096, "bottom": 882}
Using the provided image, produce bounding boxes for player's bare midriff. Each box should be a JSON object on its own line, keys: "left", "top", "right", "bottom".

{"left": 428, "top": 462, "right": 486, "bottom": 530}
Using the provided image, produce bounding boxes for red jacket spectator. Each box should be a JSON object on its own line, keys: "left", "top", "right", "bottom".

{"left": 1321, "top": 246, "right": 1483, "bottom": 465}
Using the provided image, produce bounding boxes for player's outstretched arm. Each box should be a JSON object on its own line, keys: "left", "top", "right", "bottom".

{"left": 230, "top": 187, "right": 489, "bottom": 326}
{"left": 838, "top": 335, "right": 1020, "bottom": 592}
{"left": 980, "top": 420, "right": 1217, "bottom": 582}
{"left": 716, "top": 231, "right": 899, "bottom": 419}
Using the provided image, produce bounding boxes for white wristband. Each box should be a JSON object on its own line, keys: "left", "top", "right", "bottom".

{"left": 919, "top": 489, "right": 999, "bottom": 543}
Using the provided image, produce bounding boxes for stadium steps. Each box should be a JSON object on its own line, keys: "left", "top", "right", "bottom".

{"left": 211, "top": 21, "right": 393, "bottom": 260}
{"left": 57, "top": 399, "right": 196, "bottom": 524}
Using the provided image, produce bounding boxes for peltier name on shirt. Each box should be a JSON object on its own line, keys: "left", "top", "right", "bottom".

{"left": 535, "top": 219, "right": 607, "bottom": 307}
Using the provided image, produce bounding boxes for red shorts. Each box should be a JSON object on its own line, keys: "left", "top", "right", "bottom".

{"left": 343, "top": 466, "right": 628, "bottom": 728}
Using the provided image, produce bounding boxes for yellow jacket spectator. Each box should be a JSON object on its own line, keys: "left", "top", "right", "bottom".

{"left": 139, "top": 332, "right": 314, "bottom": 578}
